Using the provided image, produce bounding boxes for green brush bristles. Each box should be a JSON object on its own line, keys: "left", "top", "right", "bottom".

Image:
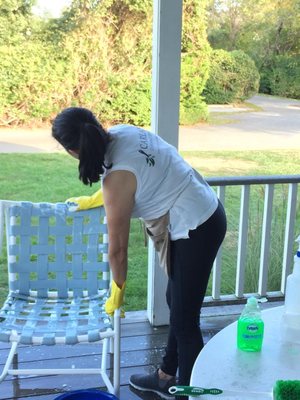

{"left": 273, "top": 380, "right": 300, "bottom": 400}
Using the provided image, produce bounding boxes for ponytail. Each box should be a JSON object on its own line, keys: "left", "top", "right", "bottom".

{"left": 79, "top": 122, "right": 111, "bottom": 186}
{"left": 52, "top": 107, "right": 112, "bottom": 186}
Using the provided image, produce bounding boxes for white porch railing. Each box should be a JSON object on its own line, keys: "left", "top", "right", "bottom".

{"left": 204, "top": 174, "right": 300, "bottom": 306}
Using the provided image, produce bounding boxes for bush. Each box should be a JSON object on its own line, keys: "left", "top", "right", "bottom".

{"left": 0, "top": 0, "right": 211, "bottom": 126}
{"left": 95, "top": 73, "right": 152, "bottom": 126}
{"left": 179, "top": 0, "right": 210, "bottom": 124}
{"left": 203, "top": 49, "right": 260, "bottom": 104}
{"left": 260, "top": 55, "right": 300, "bottom": 99}
{"left": 180, "top": 54, "right": 209, "bottom": 124}
{"left": 0, "top": 42, "right": 74, "bottom": 126}
{"left": 58, "top": 0, "right": 153, "bottom": 126}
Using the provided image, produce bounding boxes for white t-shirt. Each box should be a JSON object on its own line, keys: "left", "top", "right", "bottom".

{"left": 103, "top": 125, "right": 218, "bottom": 240}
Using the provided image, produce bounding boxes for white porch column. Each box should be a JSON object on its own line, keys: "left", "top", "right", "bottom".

{"left": 147, "top": 0, "right": 183, "bottom": 326}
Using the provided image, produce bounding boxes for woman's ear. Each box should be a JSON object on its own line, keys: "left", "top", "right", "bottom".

{"left": 68, "top": 149, "right": 80, "bottom": 159}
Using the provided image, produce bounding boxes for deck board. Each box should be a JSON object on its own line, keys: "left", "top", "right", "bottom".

{"left": 0, "top": 321, "right": 221, "bottom": 399}
{"left": 0, "top": 302, "right": 283, "bottom": 399}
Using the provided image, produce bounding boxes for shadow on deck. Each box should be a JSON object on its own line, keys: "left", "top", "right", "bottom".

{"left": 0, "top": 301, "right": 283, "bottom": 400}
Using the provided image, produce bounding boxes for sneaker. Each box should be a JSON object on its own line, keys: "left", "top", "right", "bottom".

{"left": 129, "top": 369, "right": 176, "bottom": 400}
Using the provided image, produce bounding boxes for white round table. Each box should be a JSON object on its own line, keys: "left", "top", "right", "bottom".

{"left": 190, "top": 306, "right": 300, "bottom": 399}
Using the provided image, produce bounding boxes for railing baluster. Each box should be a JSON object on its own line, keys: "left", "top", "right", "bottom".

{"left": 258, "top": 184, "right": 274, "bottom": 296}
{"left": 202, "top": 175, "right": 300, "bottom": 306}
{"left": 235, "top": 185, "right": 250, "bottom": 298}
{"left": 281, "top": 183, "right": 298, "bottom": 293}
{"left": 212, "top": 186, "right": 225, "bottom": 300}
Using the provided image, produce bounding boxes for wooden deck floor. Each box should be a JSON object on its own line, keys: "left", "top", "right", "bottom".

{"left": 0, "top": 302, "right": 282, "bottom": 400}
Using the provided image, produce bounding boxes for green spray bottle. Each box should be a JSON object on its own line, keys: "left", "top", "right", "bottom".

{"left": 237, "top": 297, "right": 264, "bottom": 352}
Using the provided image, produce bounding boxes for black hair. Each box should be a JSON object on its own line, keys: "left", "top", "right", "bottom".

{"left": 52, "top": 107, "right": 112, "bottom": 186}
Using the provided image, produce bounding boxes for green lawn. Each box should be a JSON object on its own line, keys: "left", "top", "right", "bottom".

{"left": 0, "top": 150, "right": 299, "bottom": 310}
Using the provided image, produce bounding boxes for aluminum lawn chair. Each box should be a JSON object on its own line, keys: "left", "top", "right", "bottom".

{"left": 0, "top": 201, "right": 120, "bottom": 396}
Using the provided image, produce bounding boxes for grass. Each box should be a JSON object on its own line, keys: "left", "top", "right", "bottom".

{"left": 207, "top": 114, "right": 238, "bottom": 125}
{"left": 182, "top": 150, "right": 300, "bottom": 176}
{"left": 0, "top": 150, "right": 299, "bottom": 310}
{"left": 207, "top": 100, "right": 263, "bottom": 125}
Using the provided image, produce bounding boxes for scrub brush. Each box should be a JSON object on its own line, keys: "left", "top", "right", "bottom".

{"left": 273, "top": 380, "right": 300, "bottom": 400}
{"left": 169, "top": 380, "right": 300, "bottom": 399}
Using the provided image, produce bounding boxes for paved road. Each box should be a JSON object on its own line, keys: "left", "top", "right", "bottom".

{"left": 179, "top": 95, "right": 300, "bottom": 151}
{"left": 0, "top": 95, "right": 299, "bottom": 152}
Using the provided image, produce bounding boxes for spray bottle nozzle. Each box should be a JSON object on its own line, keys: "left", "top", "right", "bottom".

{"left": 247, "top": 297, "right": 257, "bottom": 306}
{"left": 246, "top": 297, "right": 267, "bottom": 306}
{"left": 296, "top": 235, "right": 300, "bottom": 257}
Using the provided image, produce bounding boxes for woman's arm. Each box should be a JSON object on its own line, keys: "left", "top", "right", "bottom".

{"left": 102, "top": 170, "right": 136, "bottom": 288}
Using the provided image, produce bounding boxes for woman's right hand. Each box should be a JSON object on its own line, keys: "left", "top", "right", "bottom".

{"left": 103, "top": 170, "right": 136, "bottom": 291}
{"left": 65, "top": 189, "right": 104, "bottom": 211}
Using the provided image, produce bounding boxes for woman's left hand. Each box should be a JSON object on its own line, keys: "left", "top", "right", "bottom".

{"left": 105, "top": 280, "right": 126, "bottom": 317}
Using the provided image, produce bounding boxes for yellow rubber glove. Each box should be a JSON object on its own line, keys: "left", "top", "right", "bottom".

{"left": 65, "top": 189, "right": 104, "bottom": 211}
{"left": 105, "top": 280, "right": 126, "bottom": 318}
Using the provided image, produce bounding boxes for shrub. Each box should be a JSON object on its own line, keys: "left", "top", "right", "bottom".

{"left": 180, "top": 53, "right": 209, "bottom": 124}
{"left": 0, "top": 42, "right": 74, "bottom": 126}
{"left": 0, "top": 0, "right": 211, "bottom": 126}
{"left": 179, "top": 0, "right": 210, "bottom": 124}
{"left": 95, "top": 73, "right": 152, "bottom": 126}
{"left": 203, "top": 49, "right": 260, "bottom": 104}
{"left": 260, "top": 55, "right": 300, "bottom": 99}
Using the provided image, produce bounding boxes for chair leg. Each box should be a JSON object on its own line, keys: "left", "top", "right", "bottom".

{"left": 101, "top": 337, "right": 109, "bottom": 372}
{"left": 0, "top": 341, "right": 18, "bottom": 382}
{"left": 109, "top": 334, "right": 114, "bottom": 354}
{"left": 113, "top": 309, "right": 121, "bottom": 397}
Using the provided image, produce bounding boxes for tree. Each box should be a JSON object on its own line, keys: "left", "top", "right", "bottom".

{"left": 0, "top": 0, "right": 36, "bottom": 45}
{"left": 207, "top": 0, "right": 300, "bottom": 60}
{"left": 203, "top": 49, "right": 260, "bottom": 104}
{"left": 206, "top": 0, "right": 300, "bottom": 97}
{"left": 0, "top": 0, "right": 213, "bottom": 125}
{"left": 0, "top": 0, "right": 75, "bottom": 125}
{"left": 180, "top": 0, "right": 211, "bottom": 123}
{"left": 54, "top": 0, "right": 211, "bottom": 125}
